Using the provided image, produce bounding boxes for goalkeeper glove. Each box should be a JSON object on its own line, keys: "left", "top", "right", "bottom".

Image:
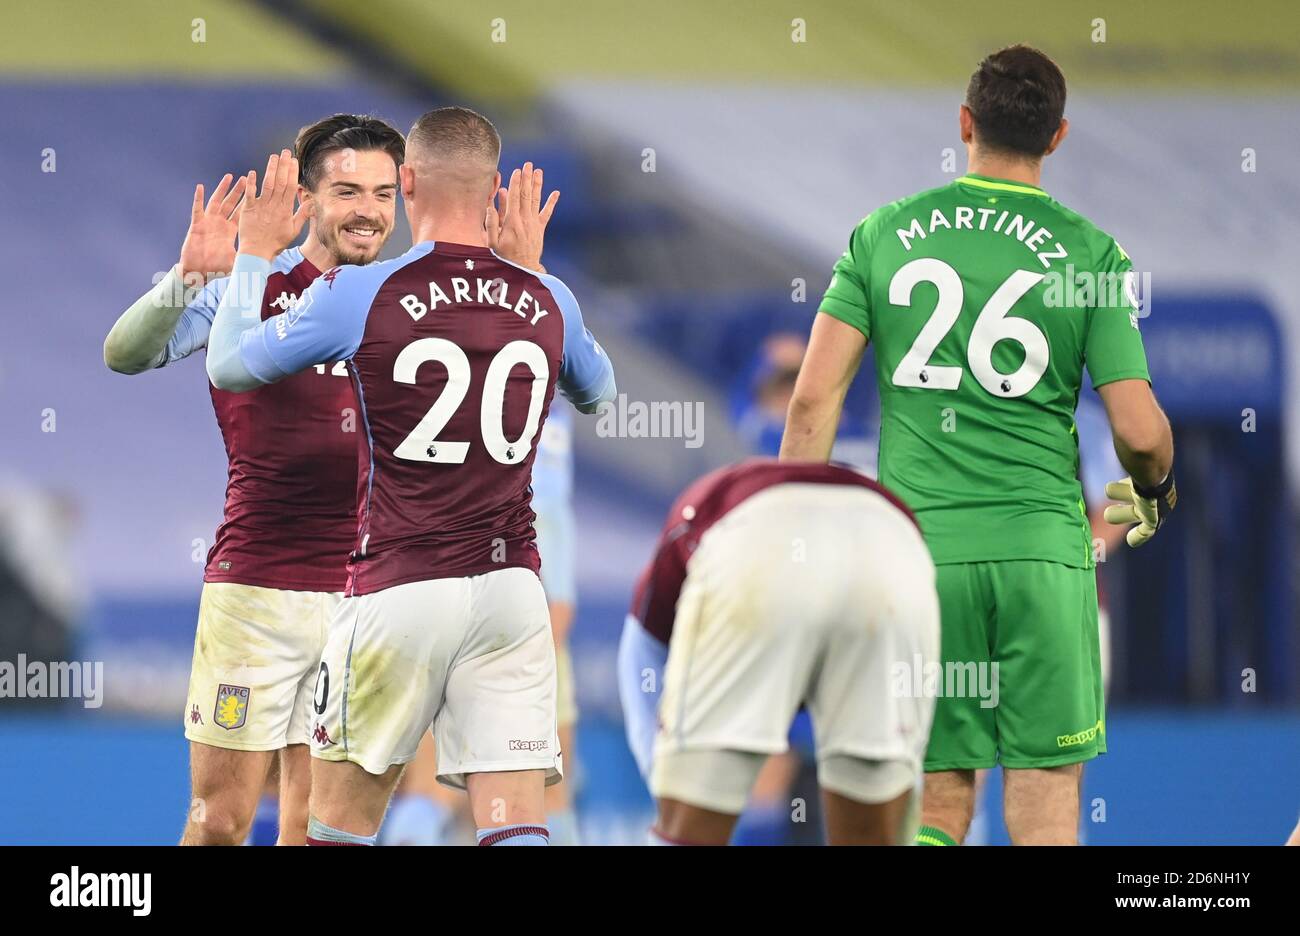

{"left": 1103, "top": 472, "right": 1177, "bottom": 548}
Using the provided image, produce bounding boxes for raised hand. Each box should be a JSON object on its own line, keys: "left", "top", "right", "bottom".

{"left": 486, "top": 161, "right": 560, "bottom": 272}
{"left": 236, "top": 149, "right": 308, "bottom": 262}
{"left": 178, "top": 173, "right": 246, "bottom": 283}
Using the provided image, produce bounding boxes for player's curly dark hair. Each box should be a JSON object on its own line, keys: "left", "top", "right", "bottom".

{"left": 965, "top": 45, "right": 1067, "bottom": 158}
{"left": 293, "top": 114, "right": 406, "bottom": 191}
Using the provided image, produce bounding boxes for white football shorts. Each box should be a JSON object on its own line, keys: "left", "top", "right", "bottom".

{"left": 650, "top": 483, "right": 940, "bottom": 813}
{"left": 310, "top": 566, "right": 561, "bottom": 788}
{"left": 184, "top": 582, "right": 340, "bottom": 751}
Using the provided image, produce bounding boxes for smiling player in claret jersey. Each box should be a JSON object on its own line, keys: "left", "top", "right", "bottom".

{"left": 105, "top": 114, "right": 407, "bottom": 844}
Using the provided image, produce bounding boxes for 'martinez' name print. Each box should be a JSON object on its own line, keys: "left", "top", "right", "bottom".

{"left": 896, "top": 205, "right": 1069, "bottom": 269}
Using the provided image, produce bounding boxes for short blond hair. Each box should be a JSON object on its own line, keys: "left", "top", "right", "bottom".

{"left": 407, "top": 106, "right": 500, "bottom": 167}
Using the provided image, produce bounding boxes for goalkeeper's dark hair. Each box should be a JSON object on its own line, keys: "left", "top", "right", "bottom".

{"left": 965, "top": 45, "right": 1067, "bottom": 158}
{"left": 293, "top": 114, "right": 406, "bottom": 191}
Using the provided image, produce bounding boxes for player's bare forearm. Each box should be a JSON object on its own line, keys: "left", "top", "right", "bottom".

{"left": 780, "top": 395, "right": 842, "bottom": 461}
{"left": 779, "top": 311, "right": 866, "bottom": 462}
{"left": 1112, "top": 421, "right": 1173, "bottom": 490}
{"left": 1096, "top": 378, "right": 1174, "bottom": 488}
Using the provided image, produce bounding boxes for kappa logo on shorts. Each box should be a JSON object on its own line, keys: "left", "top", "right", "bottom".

{"left": 1057, "top": 718, "right": 1105, "bottom": 748}
{"left": 214, "top": 684, "right": 250, "bottom": 730}
{"left": 312, "top": 722, "right": 334, "bottom": 746}
{"left": 508, "top": 739, "right": 548, "bottom": 752}
{"left": 189, "top": 703, "right": 203, "bottom": 726}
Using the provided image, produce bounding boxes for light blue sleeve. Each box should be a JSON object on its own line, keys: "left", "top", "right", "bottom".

{"left": 206, "top": 255, "right": 378, "bottom": 392}
{"left": 617, "top": 613, "right": 670, "bottom": 781}
{"left": 158, "top": 276, "right": 227, "bottom": 367}
{"left": 538, "top": 273, "right": 616, "bottom": 414}
{"left": 533, "top": 498, "right": 576, "bottom": 606}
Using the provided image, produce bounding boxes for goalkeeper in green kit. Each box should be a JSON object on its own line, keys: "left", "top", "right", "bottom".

{"left": 780, "top": 45, "right": 1176, "bottom": 845}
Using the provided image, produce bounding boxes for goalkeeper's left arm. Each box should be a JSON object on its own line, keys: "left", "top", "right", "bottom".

{"left": 1096, "top": 378, "right": 1176, "bottom": 547}
{"left": 780, "top": 312, "right": 865, "bottom": 461}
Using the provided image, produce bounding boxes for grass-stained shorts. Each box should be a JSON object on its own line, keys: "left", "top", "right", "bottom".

{"left": 924, "top": 560, "right": 1105, "bottom": 771}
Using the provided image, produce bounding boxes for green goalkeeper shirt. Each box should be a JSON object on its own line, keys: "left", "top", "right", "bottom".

{"left": 821, "top": 173, "right": 1151, "bottom": 569}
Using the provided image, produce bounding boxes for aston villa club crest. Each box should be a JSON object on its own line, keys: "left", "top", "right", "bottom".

{"left": 214, "top": 684, "right": 250, "bottom": 730}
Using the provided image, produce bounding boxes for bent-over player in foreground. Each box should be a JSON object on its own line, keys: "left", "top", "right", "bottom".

{"left": 103, "top": 114, "right": 405, "bottom": 844}
{"left": 618, "top": 459, "right": 940, "bottom": 845}
{"left": 781, "top": 46, "right": 1176, "bottom": 845}
{"left": 206, "top": 108, "right": 616, "bottom": 847}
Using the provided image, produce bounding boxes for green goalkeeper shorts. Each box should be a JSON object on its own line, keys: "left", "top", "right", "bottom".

{"left": 923, "top": 560, "right": 1105, "bottom": 771}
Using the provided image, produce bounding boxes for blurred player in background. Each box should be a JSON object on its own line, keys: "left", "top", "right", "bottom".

{"left": 205, "top": 107, "right": 616, "bottom": 847}
{"left": 781, "top": 45, "right": 1176, "bottom": 844}
{"left": 733, "top": 333, "right": 876, "bottom": 472}
{"left": 103, "top": 114, "right": 406, "bottom": 845}
{"left": 531, "top": 404, "right": 584, "bottom": 844}
{"left": 619, "top": 459, "right": 939, "bottom": 846}
{"left": 732, "top": 334, "right": 808, "bottom": 454}
{"left": 0, "top": 481, "right": 83, "bottom": 677}
{"left": 1076, "top": 386, "right": 1127, "bottom": 686}
{"left": 379, "top": 733, "right": 465, "bottom": 845}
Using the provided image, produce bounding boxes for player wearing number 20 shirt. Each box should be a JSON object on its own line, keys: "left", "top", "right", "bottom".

{"left": 209, "top": 241, "right": 615, "bottom": 784}
{"left": 820, "top": 172, "right": 1149, "bottom": 773}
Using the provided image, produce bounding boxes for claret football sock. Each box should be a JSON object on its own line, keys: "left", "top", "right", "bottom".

{"left": 477, "top": 823, "right": 550, "bottom": 846}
